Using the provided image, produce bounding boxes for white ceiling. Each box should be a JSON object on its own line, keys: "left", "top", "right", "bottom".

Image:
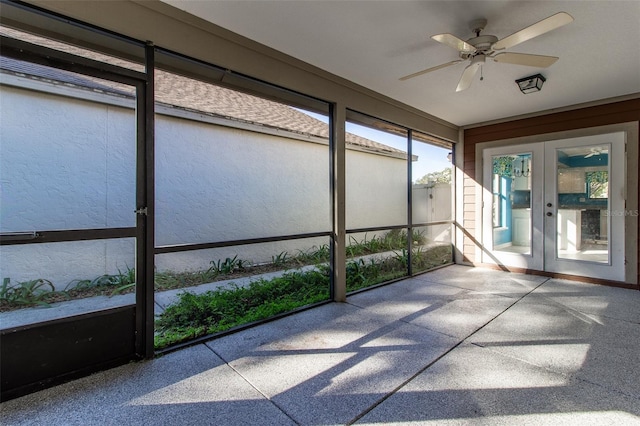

{"left": 163, "top": 0, "right": 640, "bottom": 127}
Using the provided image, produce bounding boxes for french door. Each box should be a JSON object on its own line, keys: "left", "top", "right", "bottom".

{"left": 482, "top": 132, "right": 626, "bottom": 282}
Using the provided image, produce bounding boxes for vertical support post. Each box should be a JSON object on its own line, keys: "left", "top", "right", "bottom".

{"left": 407, "top": 129, "right": 413, "bottom": 276}
{"left": 454, "top": 129, "right": 465, "bottom": 264}
{"left": 330, "top": 103, "right": 346, "bottom": 302}
{"left": 136, "top": 42, "right": 155, "bottom": 358}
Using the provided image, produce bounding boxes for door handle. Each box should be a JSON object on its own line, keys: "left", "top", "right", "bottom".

{"left": 546, "top": 212, "right": 553, "bottom": 217}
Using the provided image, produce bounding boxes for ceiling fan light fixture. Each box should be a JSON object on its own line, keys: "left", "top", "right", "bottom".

{"left": 516, "top": 73, "right": 546, "bottom": 94}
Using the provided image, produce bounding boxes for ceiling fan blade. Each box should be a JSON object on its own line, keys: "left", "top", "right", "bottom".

{"left": 493, "top": 52, "right": 559, "bottom": 68}
{"left": 492, "top": 12, "right": 573, "bottom": 50}
{"left": 399, "top": 60, "right": 463, "bottom": 81}
{"left": 432, "top": 33, "right": 477, "bottom": 53}
{"left": 456, "top": 61, "right": 481, "bottom": 92}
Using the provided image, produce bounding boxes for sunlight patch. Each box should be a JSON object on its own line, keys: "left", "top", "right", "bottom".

{"left": 357, "top": 411, "right": 640, "bottom": 425}
{"left": 257, "top": 330, "right": 363, "bottom": 351}
{"left": 231, "top": 352, "right": 357, "bottom": 394}
{"left": 314, "top": 352, "right": 401, "bottom": 396}
{"left": 126, "top": 366, "right": 262, "bottom": 405}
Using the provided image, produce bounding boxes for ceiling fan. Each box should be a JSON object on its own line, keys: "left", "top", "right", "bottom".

{"left": 584, "top": 147, "right": 605, "bottom": 158}
{"left": 400, "top": 12, "right": 573, "bottom": 92}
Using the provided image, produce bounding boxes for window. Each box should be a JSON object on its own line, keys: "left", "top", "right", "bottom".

{"left": 587, "top": 170, "right": 608, "bottom": 199}
{"left": 492, "top": 173, "right": 503, "bottom": 228}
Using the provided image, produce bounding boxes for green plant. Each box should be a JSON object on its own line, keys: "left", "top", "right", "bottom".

{"left": 109, "top": 266, "right": 137, "bottom": 295}
{"left": 195, "top": 267, "right": 219, "bottom": 284}
{"left": 363, "top": 234, "right": 383, "bottom": 253}
{"left": 0, "top": 241, "right": 452, "bottom": 313}
{"left": 295, "top": 244, "right": 330, "bottom": 265}
{"left": 1, "top": 277, "right": 57, "bottom": 307}
{"left": 346, "top": 236, "right": 365, "bottom": 257}
{"left": 64, "top": 266, "right": 136, "bottom": 296}
{"left": 415, "top": 167, "right": 452, "bottom": 184}
{"left": 365, "top": 257, "right": 382, "bottom": 277}
{"left": 394, "top": 248, "right": 409, "bottom": 266}
{"left": 411, "top": 229, "right": 426, "bottom": 246}
{"left": 154, "top": 245, "right": 453, "bottom": 348}
{"left": 209, "top": 255, "right": 245, "bottom": 275}
{"left": 346, "top": 258, "right": 368, "bottom": 289}
{"left": 412, "top": 244, "right": 453, "bottom": 272}
{"left": 382, "top": 229, "right": 402, "bottom": 250}
{"left": 155, "top": 267, "right": 331, "bottom": 348}
{"left": 271, "top": 251, "right": 289, "bottom": 266}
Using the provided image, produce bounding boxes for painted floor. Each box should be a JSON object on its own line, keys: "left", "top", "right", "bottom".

{"left": 2, "top": 265, "right": 639, "bottom": 425}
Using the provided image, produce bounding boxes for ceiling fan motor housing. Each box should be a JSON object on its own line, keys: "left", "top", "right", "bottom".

{"left": 470, "top": 54, "right": 486, "bottom": 66}
{"left": 460, "top": 34, "right": 499, "bottom": 59}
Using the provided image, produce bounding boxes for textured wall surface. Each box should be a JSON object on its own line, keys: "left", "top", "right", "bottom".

{"left": 346, "top": 149, "right": 407, "bottom": 230}
{"left": 1, "top": 87, "right": 136, "bottom": 286}
{"left": 412, "top": 183, "right": 452, "bottom": 243}
{"left": 155, "top": 115, "right": 331, "bottom": 246}
{"left": 0, "top": 86, "right": 136, "bottom": 232}
{"left": 1, "top": 85, "right": 439, "bottom": 287}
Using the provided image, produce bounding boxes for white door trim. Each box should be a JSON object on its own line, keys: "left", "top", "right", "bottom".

{"left": 475, "top": 123, "right": 637, "bottom": 284}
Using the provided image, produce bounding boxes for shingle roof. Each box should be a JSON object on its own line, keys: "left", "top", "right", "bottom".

{"left": 154, "top": 71, "right": 406, "bottom": 155}
{"left": 0, "top": 56, "right": 133, "bottom": 97}
{"left": 0, "top": 26, "right": 407, "bottom": 157}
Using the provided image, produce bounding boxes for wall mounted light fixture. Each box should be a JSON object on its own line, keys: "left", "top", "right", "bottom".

{"left": 516, "top": 74, "right": 546, "bottom": 94}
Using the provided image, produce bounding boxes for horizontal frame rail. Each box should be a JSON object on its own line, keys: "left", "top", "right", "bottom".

{"left": 411, "top": 220, "right": 454, "bottom": 228}
{"left": 0, "top": 227, "right": 136, "bottom": 245}
{"left": 154, "top": 231, "right": 332, "bottom": 255}
{"left": 0, "top": 36, "right": 147, "bottom": 84}
{"left": 346, "top": 221, "right": 453, "bottom": 235}
{"left": 346, "top": 224, "right": 408, "bottom": 234}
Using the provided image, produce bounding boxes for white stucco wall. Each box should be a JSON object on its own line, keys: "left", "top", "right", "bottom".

{"left": 1, "top": 83, "right": 430, "bottom": 287}
{"left": 412, "top": 183, "right": 452, "bottom": 242}
{"left": 413, "top": 183, "right": 452, "bottom": 224}
{"left": 346, "top": 150, "right": 408, "bottom": 230}
{"left": 154, "top": 113, "right": 332, "bottom": 272}
{"left": 1, "top": 86, "right": 136, "bottom": 286}
{"left": 155, "top": 115, "right": 331, "bottom": 246}
{"left": 1, "top": 239, "right": 136, "bottom": 288}
{"left": 0, "top": 85, "right": 136, "bottom": 232}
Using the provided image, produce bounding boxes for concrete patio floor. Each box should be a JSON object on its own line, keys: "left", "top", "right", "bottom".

{"left": 2, "top": 264, "right": 639, "bottom": 425}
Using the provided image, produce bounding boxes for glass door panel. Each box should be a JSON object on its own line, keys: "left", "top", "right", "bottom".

{"left": 554, "top": 145, "right": 609, "bottom": 263}
{"left": 544, "top": 133, "right": 625, "bottom": 281}
{"left": 491, "top": 153, "right": 533, "bottom": 255}
{"left": 482, "top": 144, "right": 543, "bottom": 270}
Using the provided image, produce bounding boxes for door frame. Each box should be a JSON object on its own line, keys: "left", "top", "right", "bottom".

{"left": 482, "top": 143, "right": 544, "bottom": 270}
{"left": 0, "top": 37, "right": 153, "bottom": 400}
{"left": 475, "top": 122, "right": 638, "bottom": 284}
